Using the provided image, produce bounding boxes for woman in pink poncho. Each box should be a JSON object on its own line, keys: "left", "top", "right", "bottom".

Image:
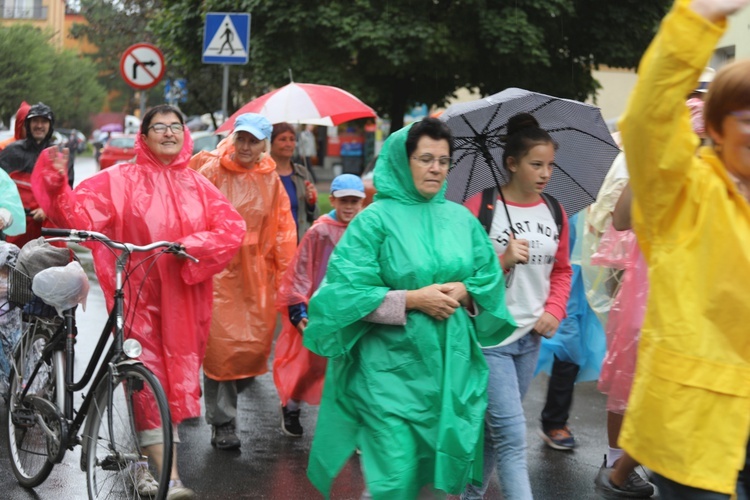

{"left": 31, "top": 105, "right": 246, "bottom": 497}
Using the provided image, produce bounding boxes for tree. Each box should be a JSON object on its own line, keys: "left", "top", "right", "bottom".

{"left": 44, "top": 50, "right": 108, "bottom": 130}
{"left": 0, "top": 24, "right": 105, "bottom": 131}
{"left": 149, "top": 1, "right": 246, "bottom": 119}
{"left": 0, "top": 25, "right": 53, "bottom": 122}
{"left": 153, "top": 0, "right": 672, "bottom": 131}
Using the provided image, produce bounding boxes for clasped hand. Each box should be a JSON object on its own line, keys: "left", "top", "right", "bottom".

{"left": 406, "top": 282, "right": 469, "bottom": 321}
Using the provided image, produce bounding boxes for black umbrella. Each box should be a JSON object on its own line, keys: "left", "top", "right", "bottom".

{"left": 440, "top": 88, "right": 620, "bottom": 216}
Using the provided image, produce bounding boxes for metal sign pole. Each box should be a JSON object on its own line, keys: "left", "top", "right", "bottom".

{"left": 222, "top": 64, "right": 229, "bottom": 122}
{"left": 203, "top": 13, "right": 250, "bottom": 123}
{"left": 140, "top": 91, "right": 147, "bottom": 119}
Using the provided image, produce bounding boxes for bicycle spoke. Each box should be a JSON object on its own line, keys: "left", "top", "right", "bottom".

{"left": 85, "top": 365, "right": 172, "bottom": 499}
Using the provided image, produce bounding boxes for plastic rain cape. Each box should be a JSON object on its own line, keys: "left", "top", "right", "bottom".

{"left": 31, "top": 131, "right": 246, "bottom": 425}
{"left": 303, "top": 124, "right": 516, "bottom": 499}
{"left": 535, "top": 213, "right": 606, "bottom": 383}
{"left": 273, "top": 213, "right": 347, "bottom": 406}
{"left": 0, "top": 168, "right": 25, "bottom": 236}
{"left": 195, "top": 148, "right": 296, "bottom": 380}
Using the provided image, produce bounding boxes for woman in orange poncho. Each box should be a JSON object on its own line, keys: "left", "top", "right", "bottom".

{"left": 193, "top": 113, "right": 297, "bottom": 450}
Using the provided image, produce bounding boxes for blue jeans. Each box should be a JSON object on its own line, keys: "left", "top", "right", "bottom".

{"left": 652, "top": 474, "right": 733, "bottom": 500}
{"left": 462, "top": 333, "right": 541, "bottom": 500}
{"left": 653, "top": 436, "right": 749, "bottom": 500}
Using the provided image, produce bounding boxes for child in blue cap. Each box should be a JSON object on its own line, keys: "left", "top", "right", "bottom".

{"left": 273, "top": 173, "right": 365, "bottom": 436}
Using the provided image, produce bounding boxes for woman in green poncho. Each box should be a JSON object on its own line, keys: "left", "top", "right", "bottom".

{"left": 303, "top": 118, "right": 516, "bottom": 499}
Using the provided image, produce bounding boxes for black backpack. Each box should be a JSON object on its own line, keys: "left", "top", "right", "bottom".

{"left": 477, "top": 187, "right": 563, "bottom": 236}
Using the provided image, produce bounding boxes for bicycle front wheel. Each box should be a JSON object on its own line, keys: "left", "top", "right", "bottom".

{"left": 5, "top": 325, "right": 57, "bottom": 487}
{"left": 83, "top": 363, "right": 173, "bottom": 500}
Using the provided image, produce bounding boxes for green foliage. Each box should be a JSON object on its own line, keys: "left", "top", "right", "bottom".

{"left": 152, "top": 0, "right": 671, "bottom": 131}
{"left": 45, "top": 51, "right": 108, "bottom": 130}
{"left": 0, "top": 24, "right": 105, "bottom": 132}
{"left": 0, "top": 25, "right": 52, "bottom": 121}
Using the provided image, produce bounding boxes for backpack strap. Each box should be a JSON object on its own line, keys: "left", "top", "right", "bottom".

{"left": 540, "top": 192, "right": 563, "bottom": 236}
{"left": 478, "top": 187, "right": 498, "bottom": 234}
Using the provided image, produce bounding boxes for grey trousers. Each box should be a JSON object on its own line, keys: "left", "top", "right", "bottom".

{"left": 203, "top": 374, "right": 253, "bottom": 427}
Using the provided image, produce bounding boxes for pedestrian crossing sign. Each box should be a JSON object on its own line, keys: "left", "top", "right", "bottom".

{"left": 202, "top": 12, "right": 250, "bottom": 65}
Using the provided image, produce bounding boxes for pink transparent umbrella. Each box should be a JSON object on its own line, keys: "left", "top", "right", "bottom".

{"left": 216, "top": 82, "right": 377, "bottom": 134}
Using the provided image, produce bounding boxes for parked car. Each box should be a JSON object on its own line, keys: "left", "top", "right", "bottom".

{"left": 192, "top": 130, "right": 223, "bottom": 155}
{"left": 99, "top": 134, "right": 136, "bottom": 169}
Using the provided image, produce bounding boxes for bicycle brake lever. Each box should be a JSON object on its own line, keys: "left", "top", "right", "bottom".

{"left": 167, "top": 244, "right": 199, "bottom": 263}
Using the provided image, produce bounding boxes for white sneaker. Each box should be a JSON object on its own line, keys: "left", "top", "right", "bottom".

{"left": 132, "top": 463, "right": 159, "bottom": 496}
{"left": 167, "top": 480, "right": 196, "bottom": 500}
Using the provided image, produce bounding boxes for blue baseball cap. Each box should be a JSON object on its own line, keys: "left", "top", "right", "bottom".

{"left": 233, "top": 113, "right": 273, "bottom": 140}
{"left": 330, "top": 174, "right": 365, "bottom": 198}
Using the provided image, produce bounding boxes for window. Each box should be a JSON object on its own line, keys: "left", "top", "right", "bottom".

{"left": 1, "top": 0, "right": 48, "bottom": 19}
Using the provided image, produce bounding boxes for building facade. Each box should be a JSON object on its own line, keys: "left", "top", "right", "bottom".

{"left": 0, "top": 0, "right": 66, "bottom": 47}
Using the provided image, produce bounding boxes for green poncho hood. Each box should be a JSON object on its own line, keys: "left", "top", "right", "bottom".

{"left": 373, "top": 123, "right": 448, "bottom": 205}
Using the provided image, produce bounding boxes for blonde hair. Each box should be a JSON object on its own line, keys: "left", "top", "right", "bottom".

{"left": 231, "top": 131, "right": 270, "bottom": 152}
{"left": 704, "top": 59, "right": 750, "bottom": 135}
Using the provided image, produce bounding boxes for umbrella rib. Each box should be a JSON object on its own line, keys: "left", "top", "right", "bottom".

{"left": 546, "top": 126, "right": 619, "bottom": 148}
{"left": 482, "top": 102, "right": 506, "bottom": 136}
{"left": 462, "top": 151, "right": 479, "bottom": 202}
{"left": 550, "top": 161, "right": 596, "bottom": 203}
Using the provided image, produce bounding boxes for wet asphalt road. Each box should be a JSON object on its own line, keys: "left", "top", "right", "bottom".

{"left": 0, "top": 156, "right": 649, "bottom": 499}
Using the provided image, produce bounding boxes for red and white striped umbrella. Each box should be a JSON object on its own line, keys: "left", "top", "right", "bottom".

{"left": 217, "top": 82, "right": 377, "bottom": 133}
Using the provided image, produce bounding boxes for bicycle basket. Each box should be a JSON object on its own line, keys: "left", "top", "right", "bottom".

{"left": 8, "top": 266, "right": 33, "bottom": 307}
{"left": 7, "top": 267, "right": 58, "bottom": 318}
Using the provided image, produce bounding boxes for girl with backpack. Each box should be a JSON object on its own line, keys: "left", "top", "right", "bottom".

{"left": 463, "top": 112, "right": 572, "bottom": 499}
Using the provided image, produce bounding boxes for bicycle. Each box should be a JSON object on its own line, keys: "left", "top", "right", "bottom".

{"left": 5, "top": 228, "right": 198, "bottom": 499}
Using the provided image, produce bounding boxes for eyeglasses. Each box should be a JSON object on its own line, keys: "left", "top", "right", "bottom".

{"left": 411, "top": 154, "right": 451, "bottom": 169}
{"left": 148, "top": 123, "right": 184, "bottom": 134}
{"left": 730, "top": 111, "right": 750, "bottom": 134}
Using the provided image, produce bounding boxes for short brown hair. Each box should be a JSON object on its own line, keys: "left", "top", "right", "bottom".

{"left": 704, "top": 59, "right": 750, "bottom": 135}
{"left": 271, "top": 122, "right": 295, "bottom": 144}
{"left": 141, "top": 105, "right": 184, "bottom": 135}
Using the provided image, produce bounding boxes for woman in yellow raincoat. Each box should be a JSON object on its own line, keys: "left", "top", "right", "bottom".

{"left": 194, "top": 113, "right": 297, "bottom": 450}
{"left": 618, "top": 0, "right": 750, "bottom": 497}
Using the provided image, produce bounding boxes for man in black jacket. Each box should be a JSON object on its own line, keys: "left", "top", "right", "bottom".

{"left": 0, "top": 102, "right": 71, "bottom": 247}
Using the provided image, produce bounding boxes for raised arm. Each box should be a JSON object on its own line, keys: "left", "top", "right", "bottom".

{"left": 618, "top": 0, "right": 727, "bottom": 235}
{"left": 31, "top": 147, "right": 113, "bottom": 232}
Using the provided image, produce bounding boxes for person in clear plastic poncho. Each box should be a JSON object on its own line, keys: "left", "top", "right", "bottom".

{"left": 303, "top": 118, "right": 516, "bottom": 499}
{"left": 31, "top": 104, "right": 246, "bottom": 497}
{"left": 193, "top": 113, "right": 297, "bottom": 451}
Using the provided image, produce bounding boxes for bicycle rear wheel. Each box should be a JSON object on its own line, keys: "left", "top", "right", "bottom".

{"left": 83, "top": 363, "right": 173, "bottom": 500}
{"left": 5, "top": 324, "right": 57, "bottom": 487}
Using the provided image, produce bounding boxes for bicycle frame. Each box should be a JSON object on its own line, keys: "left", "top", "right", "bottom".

{"left": 7, "top": 228, "right": 196, "bottom": 495}
{"left": 15, "top": 248, "right": 141, "bottom": 453}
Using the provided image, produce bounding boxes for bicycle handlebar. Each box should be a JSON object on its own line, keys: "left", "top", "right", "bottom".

{"left": 41, "top": 228, "right": 199, "bottom": 263}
